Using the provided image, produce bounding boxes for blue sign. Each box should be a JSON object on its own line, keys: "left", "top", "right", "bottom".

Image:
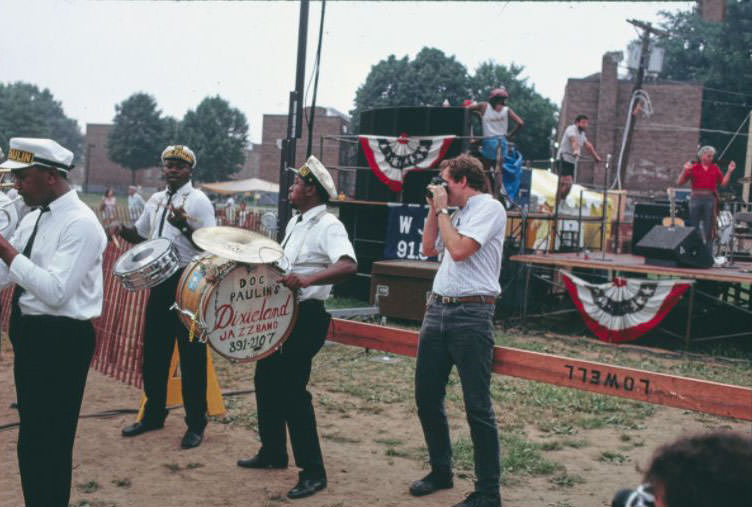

{"left": 384, "top": 204, "right": 437, "bottom": 261}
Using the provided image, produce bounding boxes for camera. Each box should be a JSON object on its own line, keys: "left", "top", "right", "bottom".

{"left": 425, "top": 176, "right": 448, "bottom": 198}
{"left": 611, "top": 485, "right": 655, "bottom": 507}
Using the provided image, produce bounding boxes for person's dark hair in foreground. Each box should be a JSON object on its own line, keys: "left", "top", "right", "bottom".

{"left": 613, "top": 431, "right": 752, "bottom": 507}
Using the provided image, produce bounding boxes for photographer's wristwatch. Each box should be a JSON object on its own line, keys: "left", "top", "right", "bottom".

{"left": 436, "top": 208, "right": 449, "bottom": 217}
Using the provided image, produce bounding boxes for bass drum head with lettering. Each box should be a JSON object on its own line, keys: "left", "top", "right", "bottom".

{"left": 197, "top": 263, "right": 298, "bottom": 362}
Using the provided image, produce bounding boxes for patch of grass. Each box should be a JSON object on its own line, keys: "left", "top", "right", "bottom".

{"left": 76, "top": 480, "right": 99, "bottom": 494}
{"left": 550, "top": 472, "right": 586, "bottom": 488}
{"left": 385, "top": 447, "right": 410, "bottom": 458}
{"left": 563, "top": 438, "right": 589, "bottom": 449}
{"left": 164, "top": 463, "right": 181, "bottom": 473}
{"left": 322, "top": 432, "right": 362, "bottom": 444}
{"left": 325, "top": 296, "right": 369, "bottom": 309}
{"left": 540, "top": 441, "right": 563, "bottom": 451}
{"left": 599, "top": 451, "right": 629, "bottom": 464}
{"left": 374, "top": 438, "right": 404, "bottom": 447}
{"left": 186, "top": 462, "right": 204, "bottom": 469}
{"left": 501, "top": 433, "right": 561, "bottom": 476}
{"left": 112, "top": 478, "right": 131, "bottom": 488}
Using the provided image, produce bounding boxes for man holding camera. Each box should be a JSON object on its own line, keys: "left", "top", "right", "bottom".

{"left": 410, "top": 154, "right": 506, "bottom": 507}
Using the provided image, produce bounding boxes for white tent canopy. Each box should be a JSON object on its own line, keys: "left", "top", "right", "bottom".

{"left": 199, "top": 178, "right": 279, "bottom": 196}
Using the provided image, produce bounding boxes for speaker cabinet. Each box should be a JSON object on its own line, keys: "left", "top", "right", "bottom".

{"left": 634, "top": 225, "right": 713, "bottom": 269}
{"left": 632, "top": 202, "right": 688, "bottom": 250}
{"left": 356, "top": 106, "right": 470, "bottom": 203}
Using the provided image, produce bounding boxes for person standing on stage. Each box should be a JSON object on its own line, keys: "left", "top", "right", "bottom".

{"left": 237, "top": 155, "right": 356, "bottom": 500}
{"left": 556, "top": 114, "right": 602, "bottom": 199}
{"left": 410, "top": 154, "right": 506, "bottom": 507}
{"left": 677, "top": 145, "right": 736, "bottom": 252}
{"left": 118, "top": 145, "right": 216, "bottom": 449}
{"left": 467, "top": 87, "right": 524, "bottom": 195}
{"left": 0, "top": 137, "right": 107, "bottom": 507}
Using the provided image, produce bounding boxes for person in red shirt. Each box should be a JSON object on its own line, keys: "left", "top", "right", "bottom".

{"left": 677, "top": 145, "right": 735, "bottom": 252}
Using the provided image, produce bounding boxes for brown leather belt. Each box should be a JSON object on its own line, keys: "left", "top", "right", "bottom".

{"left": 430, "top": 293, "right": 496, "bottom": 305}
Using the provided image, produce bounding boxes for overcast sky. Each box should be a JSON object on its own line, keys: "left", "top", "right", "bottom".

{"left": 1, "top": 1, "right": 694, "bottom": 143}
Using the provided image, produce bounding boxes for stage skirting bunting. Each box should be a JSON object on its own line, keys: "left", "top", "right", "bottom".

{"left": 561, "top": 271, "right": 691, "bottom": 343}
{"left": 359, "top": 134, "right": 454, "bottom": 192}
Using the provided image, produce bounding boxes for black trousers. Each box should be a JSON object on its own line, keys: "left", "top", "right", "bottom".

{"left": 10, "top": 313, "right": 95, "bottom": 507}
{"left": 254, "top": 300, "right": 331, "bottom": 476}
{"left": 141, "top": 269, "right": 207, "bottom": 432}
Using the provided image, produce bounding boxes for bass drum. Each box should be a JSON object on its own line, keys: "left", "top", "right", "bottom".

{"left": 173, "top": 254, "right": 298, "bottom": 362}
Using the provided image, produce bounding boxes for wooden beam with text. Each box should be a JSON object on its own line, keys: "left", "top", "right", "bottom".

{"left": 327, "top": 319, "right": 751, "bottom": 421}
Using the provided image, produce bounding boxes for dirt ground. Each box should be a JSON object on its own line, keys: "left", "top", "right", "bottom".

{"left": 1, "top": 336, "right": 749, "bottom": 507}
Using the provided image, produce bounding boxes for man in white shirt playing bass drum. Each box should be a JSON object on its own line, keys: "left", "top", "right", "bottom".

{"left": 236, "top": 155, "right": 357, "bottom": 500}
{"left": 0, "top": 137, "right": 107, "bottom": 507}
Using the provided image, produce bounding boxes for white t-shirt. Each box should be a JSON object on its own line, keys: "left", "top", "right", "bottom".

{"left": 557, "top": 124, "right": 587, "bottom": 163}
{"left": 430, "top": 193, "right": 506, "bottom": 297}
{"left": 482, "top": 105, "right": 509, "bottom": 137}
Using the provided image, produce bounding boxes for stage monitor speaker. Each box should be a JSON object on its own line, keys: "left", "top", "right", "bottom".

{"left": 355, "top": 106, "right": 469, "bottom": 203}
{"left": 633, "top": 225, "right": 713, "bottom": 269}
{"left": 632, "top": 202, "right": 688, "bottom": 250}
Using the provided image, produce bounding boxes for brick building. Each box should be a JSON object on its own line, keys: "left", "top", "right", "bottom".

{"left": 82, "top": 123, "right": 261, "bottom": 195}
{"left": 558, "top": 52, "right": 702, "bottom": 193}
{"left": 259, "top": 106, "right": 350, "bottom": 184}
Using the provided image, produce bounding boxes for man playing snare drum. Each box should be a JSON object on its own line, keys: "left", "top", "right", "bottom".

{"left": 236, "top": 155, "right": 357, "bottom": 500}
{"left": 117, "top": 145, "right": 216, "bottom": 449}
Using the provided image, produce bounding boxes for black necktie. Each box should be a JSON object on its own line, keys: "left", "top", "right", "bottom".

{"left": 12, "top": 206, "right": 50, "bottom": 306}
{"left": 281, "top": 215, "right": 302, "bottom": 248}
{"left": 158, "top": 191, "right": 174, "bottom": 237}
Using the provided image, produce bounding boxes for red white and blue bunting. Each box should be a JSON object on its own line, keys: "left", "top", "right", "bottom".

{"left": 359, "top": 134, "right": 455, "bottom": 192}
{"left": 561, "top": 271, "right": 691, "bottom": 343}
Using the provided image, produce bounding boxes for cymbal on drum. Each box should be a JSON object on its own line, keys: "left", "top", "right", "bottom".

{"left": 192, "top": 226, "right": 284, "bottom": 264}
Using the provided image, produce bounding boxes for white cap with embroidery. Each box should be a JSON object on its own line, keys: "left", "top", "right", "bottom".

{"left": 0, "top": 137, "right": 74, "bottom": 172}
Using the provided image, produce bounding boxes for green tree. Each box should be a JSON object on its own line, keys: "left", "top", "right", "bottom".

{"left": 0, "top": 82, "right": 83, "bottom": 160}
{"left": 469, "top": 61, "right": 558, "bottom": 162}
{"left": 657, "top": 1, "right": 752, "bottom": 167}
{"left": 178, "top": 96, "right": 249, "bottom": 182}
{"left": 108, "top": 93, "right": 170, "bottom": 185}
{"left": 350, "top": 48, "right": 470, "bottom": 132}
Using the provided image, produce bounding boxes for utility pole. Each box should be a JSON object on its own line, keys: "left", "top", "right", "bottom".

{"left": 277, "top": 0, "right": 310, "bottom": 242}
{"left": 743, "top": 110, "right": 752, "bottom": 204}
{"left": 617, "top": 19, "right": 668, "bottom": 187}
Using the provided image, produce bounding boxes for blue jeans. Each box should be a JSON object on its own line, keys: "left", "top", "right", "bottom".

{"left": 415, "top": 300, "right": 500, "bottom": 495}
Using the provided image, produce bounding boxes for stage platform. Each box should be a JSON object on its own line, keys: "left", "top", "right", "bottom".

{"left": 510, "top": 252, "right": 752, "bottom": 285}
{"left": 510, "top": 252, "right": 752, "bottom": 347}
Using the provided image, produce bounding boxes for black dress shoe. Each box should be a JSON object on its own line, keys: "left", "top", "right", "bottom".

{"left": 236, "top": 454, "right": 288, "bottom": 469}
{"left": 287, "top": 473, "right": 327, "bottom": 499}
{"left": 180, "top": 430, "right": 203, "bottom": 449}
{"left": 453, "top": 491, "right": 501, "bottom": 507}
{"left": 409, "top": 469, "right": 454, "bottom": 496}
{"left": 121, "top": 420, "right": 164, "bottom": 437}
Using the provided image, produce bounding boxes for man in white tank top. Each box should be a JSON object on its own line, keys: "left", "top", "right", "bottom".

{"left": 467, "top": 87, "right": 524, "bottom": 195}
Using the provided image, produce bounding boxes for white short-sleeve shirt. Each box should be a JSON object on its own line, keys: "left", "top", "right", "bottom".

{"left": 280, "top": 204, "right": 356, "bottom": 301}
{"left": 431, "top": 193, "right": 506, "bottom": 297}
{"left": 557, "top": 124, "right": 587, "bottom": 164}
{"left": 134, "top": 181, "right": 216, "bottom": 266}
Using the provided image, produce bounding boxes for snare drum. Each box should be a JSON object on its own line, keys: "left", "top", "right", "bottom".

{"left": 717, "top": 210, "right": 734, "bottom": 245}
{"left": 112, "top": 238, "right": 180, "bottom": 291}
{"left": 173, "top": 254, "right": 298, "bottom": 362}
